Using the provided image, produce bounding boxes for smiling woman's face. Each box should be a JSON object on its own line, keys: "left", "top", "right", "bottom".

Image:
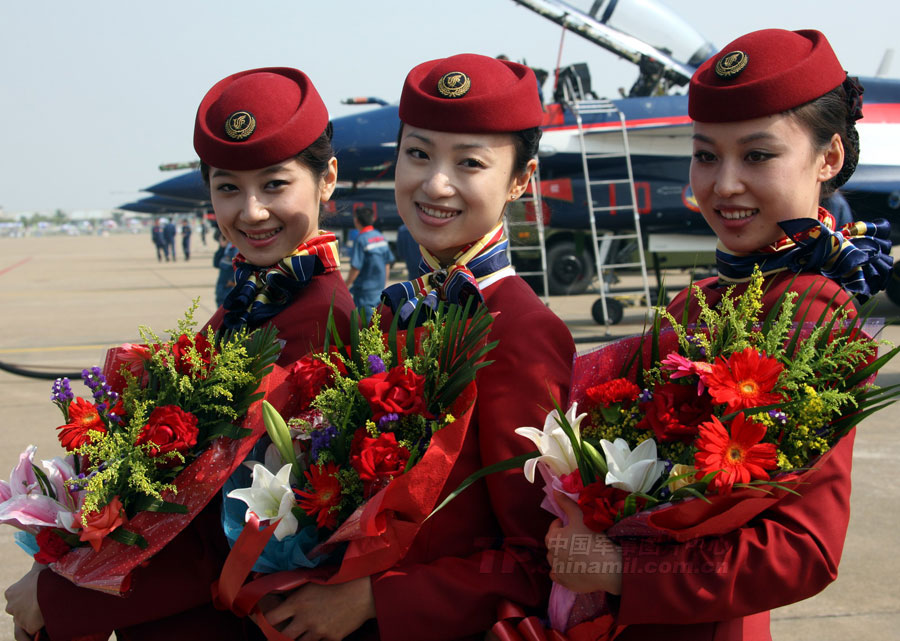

{"left": 690, "top": 114, "right": 843, "bottom": 253}
{"left": 394, "top": 126, "right": 533, "bottom": 264}
{"left": 209, "top": 157, "right": 337, "bottom": 266}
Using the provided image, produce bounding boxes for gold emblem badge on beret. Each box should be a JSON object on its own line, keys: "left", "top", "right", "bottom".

{"left": 715, "top": 51, "right": 749, "bottom": 79}
{"left": 224, "top": 110, "right": 257, "bottom": 141}
{"left": 436, "top": 71, "right": 471, "bottom": 99}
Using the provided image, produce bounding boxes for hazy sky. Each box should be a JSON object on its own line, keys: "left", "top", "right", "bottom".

{"left": 3, "top": 0, "right": 898, "bottom": 214}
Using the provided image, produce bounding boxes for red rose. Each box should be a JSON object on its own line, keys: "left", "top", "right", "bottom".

{"left": 577, "top": 481, "right": 629, "bottom": 532}
{"left": 288, "top": 354, "right": 337, "bottom": 410}
{"left": 357, "top": 365, "right": 429, "bottom": 421}
{"left": 136, "top": 405, "right": 199, "bottom": 458}
{"left": 170, "top": 333, "right": 214, "bottom": 377}
{"left": 350, "top": 429, "right": 411, "bottom": 495}
{"left": 57, "top": 398, "right": 107, "bottom": 452}
{"left": 559, "top": 470, "right": 585, "bottom": 495}
{"left": 585, "top": 378, "right": 641, "bottom": 408}
{"left": 34, "top": 528, "right": 72, "bottom": 564}
{"left": 637, "top": 382, "right": 713, "bottom": 443}
{"left": 74, "top": 496, "right": 126, "bottom": 552}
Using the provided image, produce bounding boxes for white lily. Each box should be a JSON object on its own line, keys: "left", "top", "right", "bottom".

{"left": 227, "top": 463, "right": 299, "bottom": 540}
{"left": 515, "top": 403, "right": 587, "bottom": 483}
{"left": 600, "top": 438, "right": 666, "bottom": 494}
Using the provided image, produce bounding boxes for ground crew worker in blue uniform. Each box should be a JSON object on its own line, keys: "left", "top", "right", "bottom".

{"left": 346, "top": 206, "right": 393, "bottom": 321}
{"left": 163, "top": 218, "right": 177, "bottom": 261}
{"left": 181, "top": 218, "right": 193, "bottom": 261}
{"left": 152, "top": 218, "right": 167, "bottom": 261}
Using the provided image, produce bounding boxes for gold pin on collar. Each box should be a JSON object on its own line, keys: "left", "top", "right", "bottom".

{"left": 437, "top": 71, "right": 471, "bottom": 98}
{"left": 715, "top": 51, "right": 749, "bottom": 79}
{"left": 224, "top": 110, "right": 256, "bottom": 140}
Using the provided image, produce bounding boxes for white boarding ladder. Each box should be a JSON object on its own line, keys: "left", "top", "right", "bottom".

{"left": 571, "top": 98, "right": 652, "bottom": 328}
{"left": 504, "top": 163, "right": 550, "bottom": 304}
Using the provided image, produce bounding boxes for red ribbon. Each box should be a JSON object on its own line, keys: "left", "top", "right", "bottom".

{"left": 490, "top": 600, "right": 623, "bottom": 641}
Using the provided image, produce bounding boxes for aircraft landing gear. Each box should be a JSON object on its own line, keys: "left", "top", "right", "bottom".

{"left": 547, "top": 241, "right": 594, "bottom": 295}
{"left": 591, "top": 297, "right": 624, "bottom": 325}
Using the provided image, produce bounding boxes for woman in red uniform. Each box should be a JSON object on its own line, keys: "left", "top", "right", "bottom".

{"left": 545, "top": 29, "right": 892, "bottom": 641}
{"left": 4, "top": 67, "right": 354, "bottom": 641}
{"left": 257, "top": 54, "right": 576, "bottom": 640}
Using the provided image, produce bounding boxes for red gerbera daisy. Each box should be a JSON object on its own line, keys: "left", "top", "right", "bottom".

{"left": 585, "top": 378, "right": 641, "bottom": 408}
{"left": 694, "top": 414, "right": 778, "bottom": 494}
{"left": 294, "top": 462, "right": 342, "bottom": 529}
{"left": 703, "top": 347, "right": 783, "bottom": 412}
{"left": 57, "top": 398, "right": 107, "bottom": 451}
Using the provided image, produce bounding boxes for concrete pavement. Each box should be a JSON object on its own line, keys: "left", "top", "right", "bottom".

{"left": 0, "top": 233, "right": 897, "bottom": 640}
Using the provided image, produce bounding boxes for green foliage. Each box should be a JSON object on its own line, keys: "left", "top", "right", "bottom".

{"left": 68, "top": 304, "right": 281, "bottom": 528}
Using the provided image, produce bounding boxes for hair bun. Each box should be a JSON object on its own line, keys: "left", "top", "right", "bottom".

{"left": 844, "top": 76, "right": 865, "bottom": 123}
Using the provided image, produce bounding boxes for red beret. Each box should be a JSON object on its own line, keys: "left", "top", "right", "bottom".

{"left": 193, "top": 67, "right": 328, "bottom": 170}
{"left": 399, "top": 53, "right": 543, "bottom": 133}
{"left": 689, "top": 29, "right": 847, "bottom": 123}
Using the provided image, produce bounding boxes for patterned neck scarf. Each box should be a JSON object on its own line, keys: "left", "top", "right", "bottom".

{"left": 381, "top": 222, "right": 513, "bottom": 323}
{"left": 222, "top": 231, "right": 341, "bottom": 330}
{"left": 716, "top": 208, "right": 893, "bottom": 300}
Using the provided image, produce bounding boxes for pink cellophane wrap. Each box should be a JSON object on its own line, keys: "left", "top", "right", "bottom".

{"left": 48, "top": 346, "right": 291, "bottom": 595}
{"left": 212, "top": 383, "right": 478, "bottom": 641}
{"left": 542, "top": 325, "right": 873, "bottom": 635}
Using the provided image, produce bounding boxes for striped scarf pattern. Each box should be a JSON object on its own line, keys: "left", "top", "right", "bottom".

{"left": 381, "top": 222, "right": 512, "bottom": 324}
{"left": 716, "top": 209, "right": 892, "bottom": 300}
{"left": 222, "top": 232, "right": 341, "bottom": 330}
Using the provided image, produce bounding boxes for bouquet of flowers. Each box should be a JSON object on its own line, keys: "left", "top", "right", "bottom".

{"left": 0, "top": 303, "right": 283, "bottom": 594}
{"left": 214, "top": 301, "right": 496, "bottom": 640}
{"left": 488, "top": 267, "right": 899, "bottom": 639}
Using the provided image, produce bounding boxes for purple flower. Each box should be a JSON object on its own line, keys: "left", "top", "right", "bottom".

{"left": 367, "top": 354, "right": 386, "bottom": 375}
{"left": 639, "top": 388, "right": 653, "bottom": 403}
{"left": 377, "top": 413, "right": 399, "bottom": 430}
{"left": 80, "top": 368, "right": 117, "bottom": 418}
{"left": 51, "top": 378, "right": 74, "bottom": 405}
{"left": 309, "top": 425, "right": 338, "bottom": 461}
{"left": 768, "top": 409, "right": 788, "bottom": 425}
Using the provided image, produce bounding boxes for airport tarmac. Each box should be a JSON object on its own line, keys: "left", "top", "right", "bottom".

{"left": 0, "top": 233, "right": 897, "bottom": 640}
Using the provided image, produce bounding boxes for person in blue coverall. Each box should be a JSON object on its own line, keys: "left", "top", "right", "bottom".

{"left": 345, "top": 206, "right": 393, "bottom": 321}
{"left": 395, "top": 223, "right": 421, "bottom": 279}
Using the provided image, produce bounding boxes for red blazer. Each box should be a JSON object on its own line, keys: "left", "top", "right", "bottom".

{"left": 613, "top": 271, "right": 856, "bottom": 641}
{"left": 36, "top": 270, "right": 355, "bottom": 641}
{"left": 370, "top": 275, "right": 576, "bottom": 641}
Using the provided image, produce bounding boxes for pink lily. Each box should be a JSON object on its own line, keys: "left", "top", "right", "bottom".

{"left": 0, "top": 446, "right": 80, "bottom": 533}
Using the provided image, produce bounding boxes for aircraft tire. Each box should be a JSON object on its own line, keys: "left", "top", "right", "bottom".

{"left": 591, "top": 298, "right": 624, "bottom": 325}
{"left": 547, "top": 241, "right": 595, "bottom": 295}
{"left": 885, "top": 264, "right": 900, "bottom": 307}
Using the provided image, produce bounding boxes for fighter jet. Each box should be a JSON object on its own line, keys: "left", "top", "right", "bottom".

{"left": 130, "top": 0, "right": 900, "bottom": 301}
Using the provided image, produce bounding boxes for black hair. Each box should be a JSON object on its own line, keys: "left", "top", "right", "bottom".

{"left": 394, "top": 123, "right": 542, "bottom": 177}
{"left": 511, "top": 126, "right": 542, "bottom": 174}
{"left": 788, "top": 77, "right": 862, "bottom": 200}
{"left": 354, "top": 206, "right": 375, "bottom": 226}
{"left": 199, "top": 121, "right": 335, "bottom": 185}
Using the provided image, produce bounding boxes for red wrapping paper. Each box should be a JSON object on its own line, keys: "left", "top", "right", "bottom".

{"left": 212, "top": 384, "right": 478, "bottom": 640}
{"left": 48, "top": 348, "right": 292, "bottom": 595}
